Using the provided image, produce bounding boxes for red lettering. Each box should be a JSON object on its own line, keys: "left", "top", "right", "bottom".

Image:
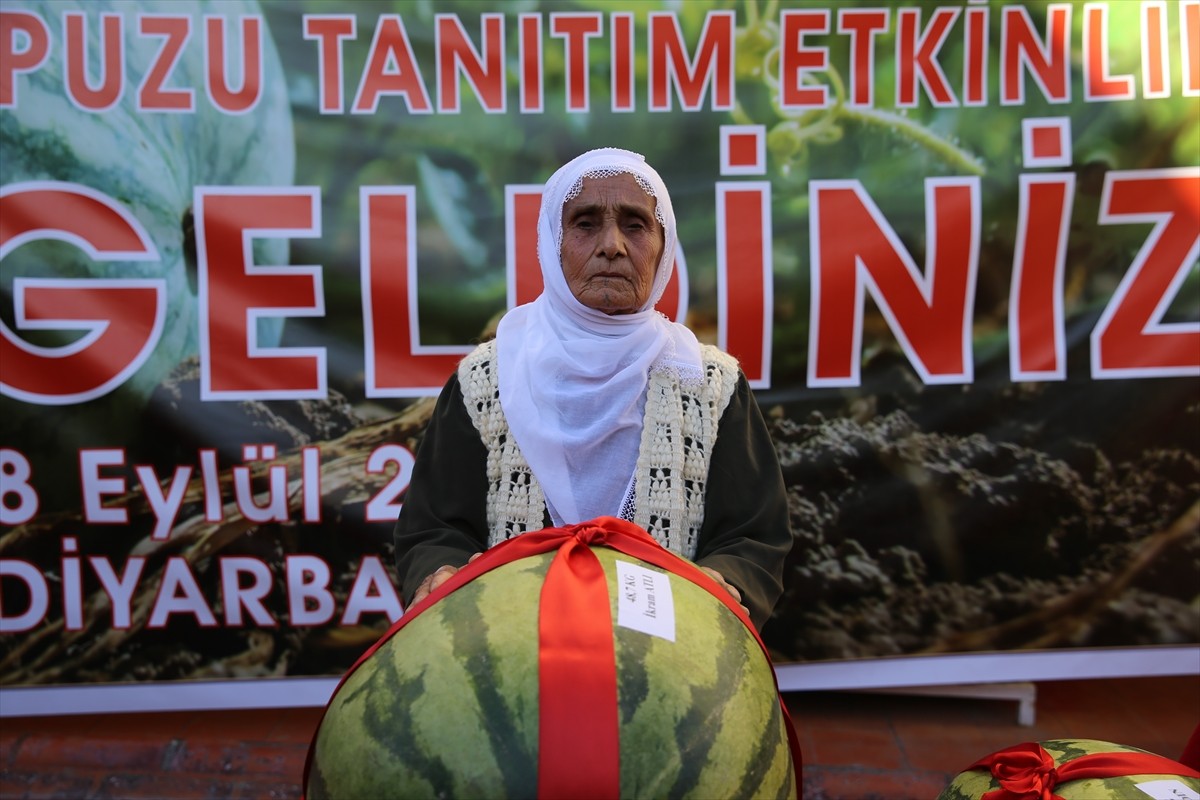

{"left": 1182, "top": 0, "right": 1199, "bottom": 96}
{"left": 649, "top": 11, "right": 734, "bottom": 111}
{"left": 362, "top": 188, "right": 468, "bottom": 396}
{"left": 779, "top": 10, "right": 830, "bottom": 110}
{"left": 551, "top": 13, "right": 602, "bottom": 112}
{"left": 205, "top": 15, "right": 262, "bottom": 113}
{"left": 507, "top": 186, "right": 544, "bottom": 308}
{"left": 519, "top": 14, "right": 543, "bottom": 113}
{"left": 65, "top": 11, "right": 123, "bottom": 111}
{"left": 436, "top": 13, "right": 505, "bottom": 113}
{"left": 196, "top": 188, "right": 324, "bottom": 399}
{"left": 809, "top": 179, "right": 979, "bottom": 386}
{"left": 1011, "top": 175, "right": 1075, "bottom": 380}
{"left": 657, "top": 252, "right": 684, "bottom": 327}
{"left": 1141, "top": 2, "right": 1168, "bottom": 99}
{"left": 353, "top": 15, "right": 431, "bottom": 113}
{"left": 303, "top": 14, "right": 355, "bottom": 114}
{"left": 611, "top": 12, "right": 634, "bottom": 112}
{"left": 1001, "top": 4, "right": 1071, "bottom": 105}
{"left": 963, "top": 5, "right": 989, "bottom": 106}
{"left": 1093, "top": 169, "right": 1200, "bottom": 378}
{"left": 0, "top": 10, "right": 49, "bottom": 107}
{"left": 837, "top": 8, "right": 888, "bottom": 108}
{"left": 4, "top": 280, "right": 164, "bottom": 402}
{"left": 0, "top": 183, "right": 164, "bottom": 405}
{"left": 896, "top": 7, "right": 959, "bottom": 107}
{"left": 717, "top": 184, "right": 772, "bottom": 388}
{"left": 1083, "top": 3, "right": 1134, "bottom": 101}
{"left": 137, "top": 15, "right": 193, "bottom": 112}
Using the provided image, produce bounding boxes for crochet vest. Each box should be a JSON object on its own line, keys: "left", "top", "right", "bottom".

{"left": 457, "top": 340, "right": 740, "bottom": 560}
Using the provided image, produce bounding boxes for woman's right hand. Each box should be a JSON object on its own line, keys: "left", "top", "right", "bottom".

{"left": 410, "top": 553, "right": 481, "bottom": 606}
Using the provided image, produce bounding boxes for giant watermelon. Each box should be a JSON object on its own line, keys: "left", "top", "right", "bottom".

{"left": 306, "top": 528, "right": 798, "bottom": 799}
{"left": 938, "top": 738, "right": 1200, "bottom": 800}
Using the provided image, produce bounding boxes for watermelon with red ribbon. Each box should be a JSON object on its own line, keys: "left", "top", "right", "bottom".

{"left": 304, "top": 517, "right": 802, "bottom": 799}
{"left": 938, "top": 738, "right": 1200, "bottom": 800}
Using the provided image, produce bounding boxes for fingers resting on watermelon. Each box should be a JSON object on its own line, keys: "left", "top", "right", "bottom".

{"left": 698, "top": 566, "right": 750, "bottom": 618}
{"left": 412, "top": 553, "right": 482, "bottom": 604}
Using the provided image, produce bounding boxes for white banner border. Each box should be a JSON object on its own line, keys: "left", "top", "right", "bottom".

{"left": 0, "top": 646, "right": 1196, "bottom": 717}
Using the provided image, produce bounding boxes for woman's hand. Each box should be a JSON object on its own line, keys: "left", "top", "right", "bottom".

{"left": 699, "top": 566, "right": 750, "bottom": 618}
{"left": 411, "top": 553, "right": 482, "bottom": 606}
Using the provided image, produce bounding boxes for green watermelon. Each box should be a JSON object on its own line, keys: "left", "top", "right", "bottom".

{"left": 306, "top": 545, "right": 798, "bottom": 799}
{"left": 937, "top": 738, "right": 1200, "bottom": 800}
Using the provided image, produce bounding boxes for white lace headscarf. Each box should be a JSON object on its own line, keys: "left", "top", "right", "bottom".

{"left": 495, "top": 147, "right": 703, "bottom": 526}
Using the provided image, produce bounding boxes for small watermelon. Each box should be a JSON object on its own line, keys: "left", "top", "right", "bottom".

{"left": 938, "top": 738, "right": 1200, "bottom": 800}
{"left": 306, "top": 545, "right": 798, "bottom": 799}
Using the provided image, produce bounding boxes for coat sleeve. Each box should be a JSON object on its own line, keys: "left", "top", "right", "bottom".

{"left": 393, "top": 373, "right": 490, "bottom": 606}
{"left": 693, "top": 373, "right": 794, "bottom": 630}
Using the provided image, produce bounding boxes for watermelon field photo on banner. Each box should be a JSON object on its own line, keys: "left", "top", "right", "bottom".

{"left": 0, "top": 0, "right": 1198, "bottom": 714}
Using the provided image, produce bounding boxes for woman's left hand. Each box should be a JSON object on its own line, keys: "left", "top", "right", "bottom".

{"left": 699, "top": 566, "right": 750, "bottom": 618}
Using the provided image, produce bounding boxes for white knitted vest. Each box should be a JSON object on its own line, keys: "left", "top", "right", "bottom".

{"left": 457, "top": 340, "right": 740, "bottom": 559}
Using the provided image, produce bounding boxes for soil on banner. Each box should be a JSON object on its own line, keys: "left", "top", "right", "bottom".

{"left": 760, "top": 349, "right": 1200, "bottom": 662}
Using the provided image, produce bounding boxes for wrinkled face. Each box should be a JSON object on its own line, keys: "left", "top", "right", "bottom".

{"left": 560, "top": 173, "right": 665, "bottom": 315}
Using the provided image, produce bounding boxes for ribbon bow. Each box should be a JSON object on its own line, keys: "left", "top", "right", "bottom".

{"left": 971, "top": 742, "right": 1061, "bottom": 800}
{"left": 967, "top": 741, "right": 1200, "bottom": 800}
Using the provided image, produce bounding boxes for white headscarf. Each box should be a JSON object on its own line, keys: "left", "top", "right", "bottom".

{"left": 495, "top": 148, "right": 703, "bottom": 526}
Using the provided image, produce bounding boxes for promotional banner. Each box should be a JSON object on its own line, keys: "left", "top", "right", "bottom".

{"left": 1, "top": 0, "right": 1197, "bottom": 710}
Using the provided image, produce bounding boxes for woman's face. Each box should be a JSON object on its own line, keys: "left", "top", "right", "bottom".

{"left": 560, "top": 173, "right": 665, "bottom": 315}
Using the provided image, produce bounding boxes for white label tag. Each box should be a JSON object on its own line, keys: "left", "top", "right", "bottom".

{"left": 1136, "top": 780, "right": 1200, "bottom": 800}
{"left": 615, "top": 560, "right": 676, "bottom": 642}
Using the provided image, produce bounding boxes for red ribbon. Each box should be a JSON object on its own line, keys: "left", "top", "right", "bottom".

{"left": 303, "top": 516, "right": 804, "bottom": 799}
{"left": 966, "top": 741, "right": 1200, "bottom": 800}
{"left": 536, "top": 523, "right": 620, "bottom": 799}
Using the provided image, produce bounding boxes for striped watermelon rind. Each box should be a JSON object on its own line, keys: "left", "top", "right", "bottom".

{"left": 307, "top": 546, "right": 797, "bottom": 800}
{"left": 937, "top": 738, "right": 1200, "bottom": 800}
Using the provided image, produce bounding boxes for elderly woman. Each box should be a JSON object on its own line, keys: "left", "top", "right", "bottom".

{"left": 393, "top": 147, "right": 792, "bottom": 630}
